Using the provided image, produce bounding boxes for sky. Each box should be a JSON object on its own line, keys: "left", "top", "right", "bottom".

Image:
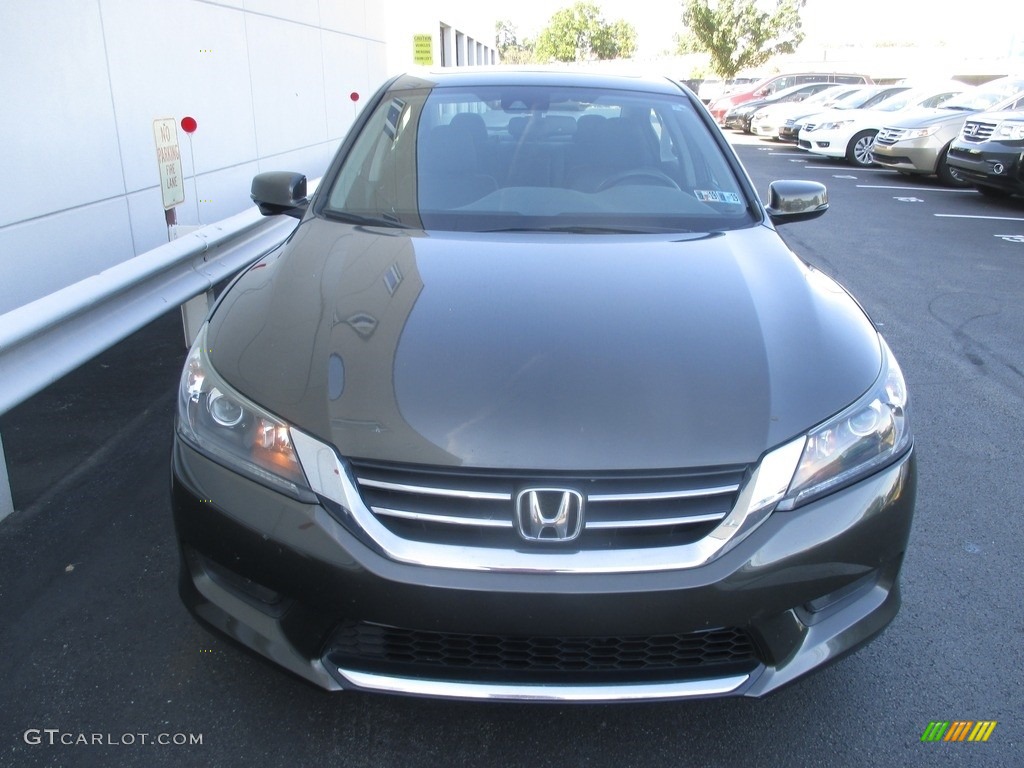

{"left": 480, "top": 0, "right": 1023, "bottom": 60}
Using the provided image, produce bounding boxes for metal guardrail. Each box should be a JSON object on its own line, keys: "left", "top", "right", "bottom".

{"left": 0, "top": 188, "right": 315, "bottom": 520}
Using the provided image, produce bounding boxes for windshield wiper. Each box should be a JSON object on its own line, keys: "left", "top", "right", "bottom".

{"left": 326, "top": 211, "right": 409, "bottom": 228}
{"left": 481, "top": 225, "right": 686, "bottom": 234}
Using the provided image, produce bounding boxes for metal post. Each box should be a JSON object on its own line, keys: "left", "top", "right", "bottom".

{"left": 170, "top": 223, "right": 207, "bottom": 346}
{"left": 0, "top": 431, "right": 14, "bottom": 522}
{"left": 181, "top": 289, "right": 214, "bottom": 347}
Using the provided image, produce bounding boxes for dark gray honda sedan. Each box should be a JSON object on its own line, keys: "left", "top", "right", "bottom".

{"left": 171, "top": 69, "right": 915, "bottom": 702}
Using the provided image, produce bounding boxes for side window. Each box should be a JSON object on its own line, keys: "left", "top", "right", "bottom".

{"left": 922, "top": 92, "right": 959, "bottom": 109}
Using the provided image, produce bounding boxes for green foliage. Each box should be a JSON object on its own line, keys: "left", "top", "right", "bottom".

{"left": 681, "top": 0, "right": 806, "bottom": 78}
{"left": 495, "top": 19, "right": 536, "bottom": 64}
{"left": 673, "top": 30, "right": 703, "bottom": 55}
{"left": 608, "top": 20, "right": 637, "bottom": 59}
{"left": 535, "top": 3, "right": 638, "bottom": 63}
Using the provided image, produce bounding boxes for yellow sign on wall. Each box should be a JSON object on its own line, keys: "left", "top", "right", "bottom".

{"left": 413, "top": 34, "right": 433, "bottom": 66}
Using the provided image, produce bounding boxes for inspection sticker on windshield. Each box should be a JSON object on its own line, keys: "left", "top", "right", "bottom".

{"left": 695, "top": 189, "right": 741, "bottom": 204}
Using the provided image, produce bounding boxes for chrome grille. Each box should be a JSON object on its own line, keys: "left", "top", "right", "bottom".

{"left": 350, "top": 460, "right": 745, "bottom": 550}
{"left": 874, "top": 127, "right": 905, "bottom": 146}
{"left": 960, "top": 120, "right": 996, "bottom": 142}
{"left": 800, "top": 122, "right": 817, "bottom": 132}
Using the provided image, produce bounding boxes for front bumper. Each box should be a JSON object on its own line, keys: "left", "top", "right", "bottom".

{"left": 798, "top": 130, "right": 846, "bottom": 158}
{"left": 947, "top": 143, "right": 1024, "bottom": 193}
{"left": 751, "top": 120, "right": 782, "bottom": 139}
{"left": 778, "top": 124, "right": 801, "bottom": 142}
{"left": 723, "top": 112, "right": 753, "bottom": 131}
{"left": 709, "top": 104, "right": 734, "bottom": 125}
{"left": 171, "top": 439, "right": 916, "bottom": 702}
{"left": 871, "top": 138, "right": 943, "bottom": 174}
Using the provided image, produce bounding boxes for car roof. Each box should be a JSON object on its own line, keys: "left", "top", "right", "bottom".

{"left": 390, "top": 68, "right": 686, "bottom": 96}
{"left": 767, "top": 81, "right": 833, "bottom": 99}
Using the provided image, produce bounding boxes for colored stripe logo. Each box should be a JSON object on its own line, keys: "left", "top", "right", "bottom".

{"left": 921, "top": 721, "right": 997, "bottom": 742}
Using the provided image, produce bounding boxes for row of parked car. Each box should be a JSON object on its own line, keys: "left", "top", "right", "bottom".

{"left": 707, "top": 73, "right": 1024, "bottom": 197}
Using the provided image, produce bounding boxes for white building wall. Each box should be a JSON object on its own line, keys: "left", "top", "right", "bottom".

{"left": 0, "top": 0, "right": 387, "bottom": 315}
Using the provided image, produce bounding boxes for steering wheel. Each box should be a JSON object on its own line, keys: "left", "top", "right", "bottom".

{"left": 596, "top": 169, "right": 681, "bottom": 192}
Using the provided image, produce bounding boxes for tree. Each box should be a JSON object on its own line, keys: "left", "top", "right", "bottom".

{"left": 495, "top": 20, "right": 536, "bottom": 64}
{"left": 681, "top": 0, "right": 806, "bottom": 78}
{"left": 673, "top": 30, "right": 703, "bottom": 55}
{"left": 606, "top": 20, "right": 637, "bottom": 59}
{"left": 534, "top": 3, "right": 638, "bottom": 63}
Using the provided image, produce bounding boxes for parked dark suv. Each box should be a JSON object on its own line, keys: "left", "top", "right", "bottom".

{"left": 946, "top": 101, "right": 1024, "bottom": 197}
{"left": 171, "top": 68, "right": 916, "bottom": 703}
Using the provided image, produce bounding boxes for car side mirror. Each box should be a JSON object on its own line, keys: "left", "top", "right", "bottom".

{"left": 765, "top": 180, "right": 828, "bottom": 225}
{"left": 251, "top": 172, "right": 308, "bottom": 219}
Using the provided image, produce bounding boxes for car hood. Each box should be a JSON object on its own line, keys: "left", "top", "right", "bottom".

{"left": 770, "top": 102, "right": 819, "bottom": 119}
{"left": 967, "top": 109, "right": 1020, "bottom": 122}
{"left": 207, "top": 219, "right": 881, "bottom": 471}
{"left": 734, "top": 98, "right": 769, "bottom": 111}
{"left": 816, "top": 107, "right": 898, "bottom": 127}
{"left": 754, "top": 103, "right": 783, "bottom": 117}
{"left": 882, "top": 107, "right": 974, "bottom": 129}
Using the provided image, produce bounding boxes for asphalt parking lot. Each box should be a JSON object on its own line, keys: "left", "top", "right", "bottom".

{"left": 2, "top": 133, "right": 1023, "bottom": 768}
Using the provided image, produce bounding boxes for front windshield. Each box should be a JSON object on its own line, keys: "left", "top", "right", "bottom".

{"left": 940, "top": 80, "right": 1024, "bottom": 111}
{"left": 835, "top": 87, "right": 908, "bottom": 110}
{"left": 765, "top": 83, "right": 820, "bottom": 103}
{"left": 324, "top": 83, "right": 755, "bottom": 233}
{"left": 802, "top": 85, "right": 855, "bottom": 107}
{"left": 873, "top": 88, "right": 959, "bottom": 112}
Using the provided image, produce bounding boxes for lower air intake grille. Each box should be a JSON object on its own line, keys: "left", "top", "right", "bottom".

{"left": 327, "top": 622, "right": 758, "bottom": 677}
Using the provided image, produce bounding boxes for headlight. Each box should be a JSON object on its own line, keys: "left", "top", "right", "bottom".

{"left": 776, "top": 335, "right": 911, "bottom": 510}
{"left": 819, "top": 120, "right": 855, "bottom": 131}
{"left": 995, "top": 120, "right": 1024, "bottom": 141}
{"left": 903, "top": 125, "right": 939, "bottom": 140}
{"left": 177, "top": 324, "right": 314, "bottom": 500}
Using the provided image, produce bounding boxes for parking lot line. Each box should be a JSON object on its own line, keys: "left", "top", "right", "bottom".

{"left": 934, "top": 213, "right": 1024, "bottom": 222}
{"left": 803, "top": 166, "right": 891, "bottom": 172}
{"left": 855, "top": 185, "right": 976, "bottom": 193}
